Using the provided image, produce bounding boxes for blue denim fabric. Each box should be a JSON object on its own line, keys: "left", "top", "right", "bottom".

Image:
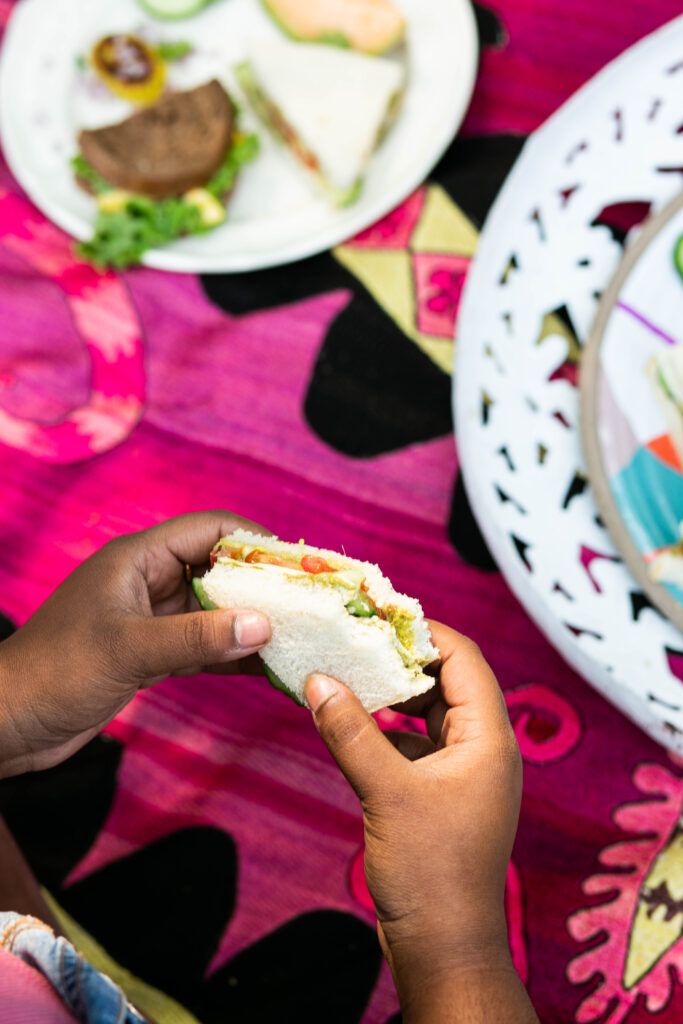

{"left": 0, "top": 912, "right": 148, "bottom": 1024}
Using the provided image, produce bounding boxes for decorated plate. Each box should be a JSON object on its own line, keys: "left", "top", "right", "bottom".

{"left": 582, "top": 194, "right": 683, "bottom": 633}
{"left": 455, "top": 17, "right": 683, "bottom": 751}
{"left": 0, "top": 0, "right": 477, "bottom": 273}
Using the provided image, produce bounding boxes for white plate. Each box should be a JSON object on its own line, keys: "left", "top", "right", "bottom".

{"left": 0, "top": 0, "right": 478, "bottom": 273}
{"left": 454, "top": 16, "right": 683, "bottom": 752}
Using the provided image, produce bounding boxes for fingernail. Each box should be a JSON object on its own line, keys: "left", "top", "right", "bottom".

{"left": 234, "top": 612, "right": 270, "bottom": 650}
{"left": 305, "top": 673, "right": 338, "bottom": 711}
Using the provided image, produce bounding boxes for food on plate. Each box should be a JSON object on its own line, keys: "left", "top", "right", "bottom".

{"left": 72, "top": 80, "right": 259, "bottom": 267}
{"left": 79, "top": 36, "right": 192, "bottom": 105}
{"left": 192, "top": 530, "right": 439, "bottom": 711}
{"left": 138, "top": 0, "right": 211, "bottom": 19}
{"left": 236, "top": 38, "right": 404, "bottom": 206}
{"left": 155, "top": 39, "right": 193, "bottom": 60}
{"left": 649, "top": 528, "right": 683, "bottom": 588}
{"left": 647, "top": 345, "right": 683, "bottom": 465}
{"left": 675, "top": 233, "right": 683, "bottom": 281}
{"left": 90, "top": 34, "right": 167, "bottom": 105}
{"left": 261, "top": 0, "right": 406, "bottom": 54}
{"left": 78, "top": 79, "right": 232, "bottom": 197}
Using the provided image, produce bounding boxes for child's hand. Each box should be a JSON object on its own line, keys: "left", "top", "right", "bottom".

{"left": 0, "top": 512, "right": 271, "bottom": 778}
{"left": 305, "top": 622, "right": 538, "bottom": 1023}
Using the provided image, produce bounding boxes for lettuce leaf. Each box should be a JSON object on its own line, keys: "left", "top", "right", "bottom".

{"left": 78, "top": 194, "right": 204, "bottom": 269}
{"left": 71, "top": 153, "right": 110, "bottom": 195}
{"left": 205, "top": 132, "right": 260, "bottom": 198}
{"left": 74, "top": 132, "right": 259, "bottom": 268}
{"left": 156, "top": 40, "right": 192, "bottom": 60}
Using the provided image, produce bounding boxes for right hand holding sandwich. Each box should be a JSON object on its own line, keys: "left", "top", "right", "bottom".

{"left": 305, "top": 622, "right": 539, "bottom": 1024}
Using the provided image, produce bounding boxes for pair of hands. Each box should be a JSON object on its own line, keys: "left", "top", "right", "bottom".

{"left": 0, "top": 512, "right": 537, "bottom": 1022}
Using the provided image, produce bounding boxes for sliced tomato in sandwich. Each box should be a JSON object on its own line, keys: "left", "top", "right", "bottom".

{"left": 301, "top": 555, "right": 335, "bottom": 574}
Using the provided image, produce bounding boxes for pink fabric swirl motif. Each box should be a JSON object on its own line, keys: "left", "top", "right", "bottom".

{"left": 506, "top": 684, "right": 583, "bottom": 763}
{"left": 0, "top": 190, "right": 144, "bottom": 463}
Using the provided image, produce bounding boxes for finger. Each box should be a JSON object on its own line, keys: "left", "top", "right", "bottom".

{"left": 305, "top": 674, "right": 407, "bottom": 803}
{"left": 138, "top": 511, "right": 271, "bottom": 574}
{"left": 425, "top": 698, "right": 451, "bottom": 746}
{"left": 127, "top": 609, "right": 271, "bottom": 680}
{"left": 390, "top": 683, "right": 440, "bottom": 720}
{"left": 384, "top": 731, "right": 436, "bottom": 762}
{"left": 203, "top": 653, "right": 266, "bottom": 676}
{"left": 170, "top": 653, "right": 266, "bottom": 677}
{"left": 426, "top": 621, "right": 510, "bottom": 747}
{"left": 392, "top": 691, "right": 450, "bottom": 747}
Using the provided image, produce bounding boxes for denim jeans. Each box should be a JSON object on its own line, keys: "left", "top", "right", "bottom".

{"left": 0, "top": 912, "right": 148, "bottom": 1024}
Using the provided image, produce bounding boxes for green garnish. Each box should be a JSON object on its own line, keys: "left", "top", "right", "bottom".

{"left": 156, "top": 40, "right": 192, "bottom": 61}
{"left": 346, "top": 593, "right": 378, "bottom": 618}
{"left": 79, "top": 194, "right": 204, "bottom": 269}
{"left": 71, "top": 154, "right": 110, "bottom": 195}
{"left": 657, "top": 367, "right": 677, "bottom": 403}
{"left": 75, "top": 54, "right": 87, "bottom": 71}
{"left": 263, "top": 663, "right": 304, "bottom": 706}
{"left": 73, "top": 132, "right": 259, "bottom": 268}
{"left": 205, "top": 133, "right": 260, "bottom": 197}
{"left": 674, "top": 234, "right": 683, "bottom": 282}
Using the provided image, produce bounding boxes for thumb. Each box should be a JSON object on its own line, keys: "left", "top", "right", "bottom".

{"left": 128, "top": 609, "right": 271, "bottom": 679}
{"left": 305, "top": 674, "right": 406, "bottom": 803}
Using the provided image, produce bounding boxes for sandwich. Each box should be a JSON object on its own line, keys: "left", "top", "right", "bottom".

{"left": 73, "top": 79, "right": 259, "bottom": 267}
{"left": 236, "top": 38, "right": 404, "bottom": 206}
{"left": 192, "top": 530, "right": 439, "bottom": 712}
{"left": 261, "top": 0, "right": 406, "bottom": 54}
{"left": 650, "top": 525, "right": 683, "bottom": 588}
{"left": 648, "top": 346, "right": 683, "bottom": 465}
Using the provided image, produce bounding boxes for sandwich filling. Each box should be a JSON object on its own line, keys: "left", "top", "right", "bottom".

{"left": 209, "top": 536, "right": 419, "bottom": 665}
{"left": 651, "top": 347, "right": 683, "bottom": 413}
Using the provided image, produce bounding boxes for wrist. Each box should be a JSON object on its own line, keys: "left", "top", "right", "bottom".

{"left": 381, "top": 907, "right": 531, "bottom": 1021}
{"left": 397, "top": 957, "right": 538, "bottom": 1024}
{"left": 381, "top": 898, "right": 510, "bottom": 982}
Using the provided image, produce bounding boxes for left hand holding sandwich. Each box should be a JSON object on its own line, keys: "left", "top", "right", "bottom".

{"left": 0, "top": 512, "right": 271, "bottom": 779}
{"left": 305, "top": 622, "right": 539, "bottom": 1024}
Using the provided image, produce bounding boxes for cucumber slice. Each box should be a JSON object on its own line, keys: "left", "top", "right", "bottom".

{"left": 263, "top": 662, "right": 304, "bottom": 706}
{"left": 138, "top": 0, "right": 209, "bottom": 20}
{"left": 674, "top": 233, "right": 683, "bottom": 282}
{"left": 191, "top": 577, "right": 218, "bottom": 610}
{"left": 345, "top": 593, "right": 377, "bottom": 618}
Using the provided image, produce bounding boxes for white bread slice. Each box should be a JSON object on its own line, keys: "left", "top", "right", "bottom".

{"left": 201, "top": 531, "right": 438, "bottom": 712}
{"left": 241, "top": 38, "right": 404, "bottom": 195}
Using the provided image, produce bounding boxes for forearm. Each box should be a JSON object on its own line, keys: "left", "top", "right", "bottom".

{"left": 398, "top": 963, "right": 539, "bottom": 1024}
{"left": 0, "top": 635, "right": 47, "bottom": 779}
